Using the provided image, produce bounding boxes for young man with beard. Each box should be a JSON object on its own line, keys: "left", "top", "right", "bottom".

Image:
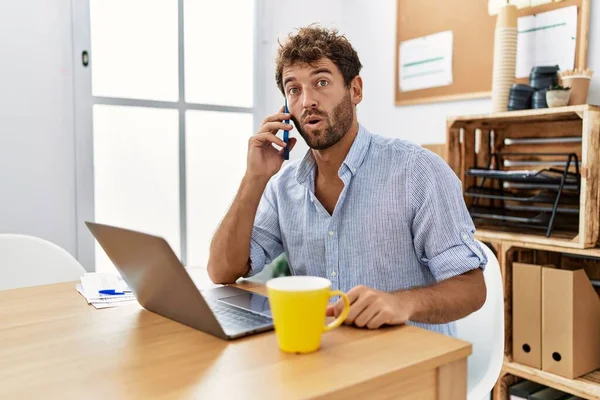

{"left": 207, "top": 26, "right": 487, "bottom": 336}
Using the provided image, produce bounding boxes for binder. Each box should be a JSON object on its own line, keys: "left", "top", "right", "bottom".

{"left": 542, "top": 268, "right": 600, "bottom": 378}
{"left": 513, "top": 262, "right": 542, "bottom": 368}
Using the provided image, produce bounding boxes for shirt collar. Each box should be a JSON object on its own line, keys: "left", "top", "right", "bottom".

{"left": 343, "top": 123, "right": 371, "bottom": 176}
{"left": 295, "top": 124, "right": 372, "bottom": 187}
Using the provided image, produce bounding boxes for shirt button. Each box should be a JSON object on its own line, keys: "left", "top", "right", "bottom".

{"left": 462, "top": 234, "right": 469, "bottom": 240}
{"left": 310, "top": 197, "right": 314, "bottom": 203}
{"left": 328, "top": 231, "right": 334, "bottom": 236}
{"left": 331, "top": 271, "right": 337, "bottom": 277}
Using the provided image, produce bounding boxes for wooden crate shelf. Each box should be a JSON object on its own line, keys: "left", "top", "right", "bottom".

{"left": 447, "top": 104, "right": 600, "bottom": 249}
{"left": 503, "top": 361, "right": 600, "bottom": 399}
{"left": 483, "top": 240, "right": 600, "bottom": 399}
{"left": 476, "top": 228, "right": 583, "bottom": 249}
{"left": 448, "top": 105, "right": 594, "bottom": 126}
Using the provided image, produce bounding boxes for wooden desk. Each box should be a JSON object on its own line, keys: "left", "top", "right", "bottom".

{"left": 0, "top": 272, "right": 471, "bottom": 399}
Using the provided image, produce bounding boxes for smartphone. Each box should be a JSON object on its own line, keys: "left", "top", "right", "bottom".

{"left": 283, "top": 99, "right": 290, "bottom": 160}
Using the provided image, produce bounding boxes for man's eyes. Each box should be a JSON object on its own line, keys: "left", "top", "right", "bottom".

{"left": 287, "top": 79, "right": 329, "bottom": 94}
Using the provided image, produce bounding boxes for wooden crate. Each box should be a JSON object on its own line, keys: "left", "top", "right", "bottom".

{"left": 485, "top": 240, "right": 600, "bottom": 400}
{"left": 447, "top": 105, "right": 600, "bottom": 249}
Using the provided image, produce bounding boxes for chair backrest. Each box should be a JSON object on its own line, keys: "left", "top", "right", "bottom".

{"left": 0, "top": 234, "right": 86, "bottom": 291}
{"left": 455, "top": 240, "right": 504, "bottom": 400}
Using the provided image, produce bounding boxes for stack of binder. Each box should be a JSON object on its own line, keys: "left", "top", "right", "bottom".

{"left": 513, "top": 263, "right": 600, "bottom": 379}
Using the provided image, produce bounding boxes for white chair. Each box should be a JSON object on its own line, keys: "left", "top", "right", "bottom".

{"left": 0, "top": 234, "right": 86, "bottom": 291}
{"left": 455, "top": 240, "right": 505, "bottom": 400}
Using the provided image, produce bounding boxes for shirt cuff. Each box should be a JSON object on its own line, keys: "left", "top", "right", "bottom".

{"left": 428, "top": 232, "right": 488, "bottom": 282}
{"left": 246, "top": 239, "right": 267, "bottom": 278}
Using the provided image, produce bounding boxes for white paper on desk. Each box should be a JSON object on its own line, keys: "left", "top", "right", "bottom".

{"left": 78, "top": 273, "right": 136, "bottom": 309}
{"left": 77, "top": 283, "right": 136, "bottom": 309}
{"left": 81, "top": 273, "right": 130, "bottom": 298}
{"left": 399, "top": 30, "right": 453, "bottom": 92}
{"left": 516, "top": 6, "right": 577, "bottom": 78}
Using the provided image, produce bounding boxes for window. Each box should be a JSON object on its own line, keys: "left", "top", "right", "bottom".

{"left": 90, "top": 0, "right": 256, "bottom": 273}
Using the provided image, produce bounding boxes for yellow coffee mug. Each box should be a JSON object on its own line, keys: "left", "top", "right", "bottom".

{"left": 266, "top": 276, "right": 350, "bottom": 354}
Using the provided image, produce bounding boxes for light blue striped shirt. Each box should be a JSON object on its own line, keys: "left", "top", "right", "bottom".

{"left": 248, "top": 124, "right": 487, "bottom": 336}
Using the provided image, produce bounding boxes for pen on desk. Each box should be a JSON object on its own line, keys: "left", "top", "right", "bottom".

{"left": 283, "top": 99, "right": 290, "bottom": 160}
{"left": 98, "top": 289, "right": 128, "bottom": 295}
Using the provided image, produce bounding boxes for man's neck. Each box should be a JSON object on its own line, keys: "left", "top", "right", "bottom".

{"left": 312, "top": 120, "right": 359, "bottom": 180}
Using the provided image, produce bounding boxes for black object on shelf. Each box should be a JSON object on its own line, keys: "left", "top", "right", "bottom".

{"left": 465, "top": 186, "right": 579, "bottom": 205}
{"left": 508, "top": 84, "right": 536, "bottom": 111}
{"left": 529, "top": 65, "right": 559, "bottom": 90}
{"left": 466, "top": 167, "right": 579, "bottom": 187}
{"left": 466, "top": 152, "right": 580, "bottom": 237}
{"left": 469, "top": 205, "right": 578, "bottom": 226}
{"left": 532, "top": 89, "right": 549, "bottom": 109}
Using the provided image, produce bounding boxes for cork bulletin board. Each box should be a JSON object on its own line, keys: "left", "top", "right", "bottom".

{"left": 394, "top": 0, "right": 590, "bottom": 106}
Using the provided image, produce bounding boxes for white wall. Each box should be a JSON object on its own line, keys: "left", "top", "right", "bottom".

{"left": 0, "top": 0, "right": 78, "bottom": 257}
{"left": 265, "top": 0, "right": 600, "bottom": 146}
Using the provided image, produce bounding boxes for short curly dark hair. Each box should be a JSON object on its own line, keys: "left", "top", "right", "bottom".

{"left": 275, "top": 25, "right": 363, "bottom": 95}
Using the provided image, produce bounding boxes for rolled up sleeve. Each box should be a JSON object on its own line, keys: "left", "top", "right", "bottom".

{"left": 410, "top": 149, "right": 487, "bottom": 282}
{"left": 246, "top": 182, "right": 284, "bottom": 277}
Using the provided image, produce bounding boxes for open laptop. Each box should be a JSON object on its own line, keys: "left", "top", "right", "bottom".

{"left": 85, "top": 221, "right": 274, "bottom": 340}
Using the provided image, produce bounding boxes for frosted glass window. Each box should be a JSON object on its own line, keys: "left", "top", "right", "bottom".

{"left": 186, "top": 111, "right": 253, "bottom": 267}
{"left": 93, "top": 105, "right": 180, "bottom": 274}
{"left": 90, "top": 0, "right": 178, "bottom": 101}
{"left": 184, "top": 0, "right": 254, "bottom": 107}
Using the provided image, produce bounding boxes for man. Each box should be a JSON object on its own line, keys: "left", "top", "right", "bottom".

{"left": 207, "top": 26, "right": 487, "bottom": 336}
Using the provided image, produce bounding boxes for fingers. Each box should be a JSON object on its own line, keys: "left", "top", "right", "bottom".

{"left": 354, "top": 305, "right": 380, "bottom": 328}
{"left": 252, "top": 132, "right": 287, "bottom": 148}
{"left": 326, "top": 305, "right": 335, "bottom": 317}
{"left": 276, "top": 137, "right": 298, "bottom": 156}
{"left": 261, "top": 112, "right": 292, "bottom": 128}
{"left": 327, "top": 294, "right": 347, "bottom": 318}
{"left": 258, "top": 121, "right": 294, "bottom": 135}
{"left": 344, "top": 291, "right": 375, "bottom": 325}
{"left": 366, "top": 312, "right": 388, "bottom": 330}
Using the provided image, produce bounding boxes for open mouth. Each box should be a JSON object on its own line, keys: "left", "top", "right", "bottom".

{"left": 304, "top": 117, "right": 323, "bottom": 128}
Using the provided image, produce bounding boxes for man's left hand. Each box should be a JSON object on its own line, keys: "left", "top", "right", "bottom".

{"left": 326, "top": 285, "right": 412, "bottom": 329}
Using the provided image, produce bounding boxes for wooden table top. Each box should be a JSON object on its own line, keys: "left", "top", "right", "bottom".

{"left": 0, "top": 270, "right": 471, "bottom": 399}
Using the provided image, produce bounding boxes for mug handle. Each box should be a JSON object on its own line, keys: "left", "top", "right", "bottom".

{"left": 324, "top": 290, "right": 350, "bottom": 332}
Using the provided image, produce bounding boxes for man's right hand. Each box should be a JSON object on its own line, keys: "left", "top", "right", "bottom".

{"left": 246, "top": 107, "right": 298, "bottom": 180}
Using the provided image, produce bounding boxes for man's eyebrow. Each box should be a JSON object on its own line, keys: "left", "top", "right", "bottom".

{"left": 310, "top": 67, "right": 333, "bottom": 76}
{"left": 283, "top": 76, "right": 296, "bottom": 87}
{"left": 283, "top": 68, "right": 333, "bottom": 87}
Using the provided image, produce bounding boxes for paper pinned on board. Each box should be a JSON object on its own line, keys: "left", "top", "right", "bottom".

{"left": 516, "top": 5, "right": 577, "bottom": 78}
{"left": 398, "top": 30, "right": 453, "bottom": 92}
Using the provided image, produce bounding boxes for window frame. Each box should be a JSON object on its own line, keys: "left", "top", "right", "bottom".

{"left": 73, "top": 0, "right": 263, "bottom": 269}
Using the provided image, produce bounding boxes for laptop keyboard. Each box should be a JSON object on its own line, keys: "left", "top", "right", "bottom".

{"left": 207, "top": 299, "right": 272, "bottom": 332}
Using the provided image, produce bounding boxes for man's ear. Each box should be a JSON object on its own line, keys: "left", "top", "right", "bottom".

{"left": 350, "top": 75, "right": 363, "bottom": 106}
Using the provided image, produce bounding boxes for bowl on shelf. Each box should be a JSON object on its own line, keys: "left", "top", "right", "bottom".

{"left": 546, "top": 85, "right": 571, "bottom": 108}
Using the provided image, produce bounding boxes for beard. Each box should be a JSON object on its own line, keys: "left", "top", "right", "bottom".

{"left": 291, "top": 92, "right": 354, "bottom": 150}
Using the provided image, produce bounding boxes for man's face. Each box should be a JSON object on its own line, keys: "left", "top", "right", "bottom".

{"left": 282, "top": 58, "right": 355, "bottom": 150}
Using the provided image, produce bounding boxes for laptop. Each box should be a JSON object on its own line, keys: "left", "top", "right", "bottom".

{"left": 85, "top": 221, "right": 274, "bottom": 340}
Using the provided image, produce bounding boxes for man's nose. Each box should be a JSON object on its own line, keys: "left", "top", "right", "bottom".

{"left": 301, "top": 88, "right": 318, "bottom": 110}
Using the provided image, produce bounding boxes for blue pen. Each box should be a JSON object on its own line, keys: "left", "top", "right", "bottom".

{"left": 99, "top": 289, "right": 128, "bottom": 295}
{"left": 283, "top": 99, "right": 290, "bottom": 160}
